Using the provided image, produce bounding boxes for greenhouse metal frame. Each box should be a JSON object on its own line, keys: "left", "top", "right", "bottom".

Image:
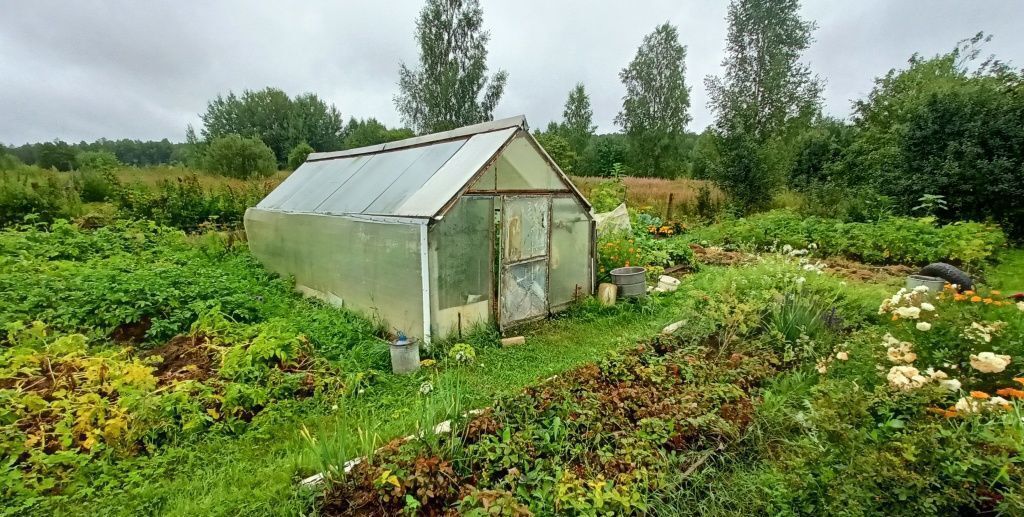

{"left": 244, "top": 116, "right": 595, "bottom": 344}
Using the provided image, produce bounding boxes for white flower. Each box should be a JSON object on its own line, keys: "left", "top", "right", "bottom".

{"left": 835, "top": 351, "right": 849, "bottom": 361}
{"left": 808, "top": 242, "right": 818, "bottom": 250}
{"left": 938, "top": 378, "right": 961, "bottom": 392}
{"left": 920, "top": 302, "right": 935, "bottom": 312}
{"left": 969, "top": 352, "right": 1012, "bottom": 374}
{"left": 419, "top": 381, "right": 434, "bottom": 395}
{"left": 893, "top": 306, "right": 921, "bottom": 320}
{"left": 955, "top": 397, "right": 982, "bottom": 413}
{"left": 913, "top": 285, "right": 930, "bottom": 294}
{"left": 887, "top": 342, "right": 917, "bottom": 364}
{"left": 1017, "top": 301, "right": 1024, "bottom": 312}
{"left": 887, "top": 365, "right": 927, "bottom": 390}
{"left": 795, "top": 276, "right": 806, "bottom": 285}
{"left": 989, "top": 396, "right": 1012, "bottom": 408}
{"left": 839, "top": 281, "right": 848, "bottom": 286}
{"left": 882, "top": 333, "right": 901, "bottom": 346}
{"left": 916, "top": 322, "right": 932, "bottom": 332}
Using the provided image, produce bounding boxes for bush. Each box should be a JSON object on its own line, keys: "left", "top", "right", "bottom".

{"left": 0, "top": 170, "right": 82, "bottom": 226}
{"left": 835, "top": 37, "right": 1024, "bottom": 240}
{"left": 114, "top": 175, "right": 271, "bottom": 231}
{"left": 203, "top": 134, "right": 277, "bottom": 179}
{"left": 689, "top": 209, "right": 1005, "bottom": 268}
{"left": 287, "top": 142, "right": 315, "bottom": 170}
{"left": 75, "top": 170, "right": 121, "bottom": 202}
{"left": 76, "top": 150, "right": 121, "bottom": 173}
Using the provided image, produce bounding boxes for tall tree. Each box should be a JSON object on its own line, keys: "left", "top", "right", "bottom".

{"left": 615, "top": 23, "right": 691, "bottom": 178}
{"left": 560, "top": 83, "right": 596, "bottom": 157}
{"left": 704, "top": 0, "right": 821, "bottom": 212}
{"left": 199, "top": 87, "right": 343, "bottom": 166}
{"left": 341, "top": 118, "right": 415, "bottom": 150}
{"left": 706, "top": 0, "right": 821, "bottom": 140}
{"left": 395, "top": 0, "right": 508, "bottom": 134}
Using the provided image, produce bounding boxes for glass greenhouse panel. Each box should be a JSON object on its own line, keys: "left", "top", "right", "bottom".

{"left": 278, "top": 155, "right": 372, "bottom": 213}
{"left": 397, "top": 128, "right": 516, "bottom": 217}
{"left": 257, "top": 160, "right": 326, "bottom": 210}
{"left": 500, "top": 259, "right": 547, "bottom": 324}
{"left": 315, "top": 146, "right": 433, "bottom": 215}
{"left": 550, "top": 196, "right": 593, "bottom": 306}
{"left": 495, "top": 136, "right": 567, "bottom": 191}
{"left": 244, "top": 208, "right": 425, "bottom": 339}
{"left": 502, "top": 196, "right": 549, "bottom": 262}
{"left": 428, "top": 196, "right": 493, "bottom": 338}
{"left": 467, "top": 163, "right": 496, "bottom": 192}
{"left": 363, "top": 139, "right": 468, "bottom": 215}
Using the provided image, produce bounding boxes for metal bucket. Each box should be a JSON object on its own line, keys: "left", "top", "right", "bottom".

{"left": 610, "top": 266, "right": 646, "bottom": 298}
{"left": 906, "top": 274, "right": 945, "bottom": 296}
{"left": 389, "top": 338, "right": 420, "bottom": 375}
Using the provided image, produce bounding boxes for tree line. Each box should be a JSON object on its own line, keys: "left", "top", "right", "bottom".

{"left": 4, "top": 0, "right": 1021, "bottom": 238}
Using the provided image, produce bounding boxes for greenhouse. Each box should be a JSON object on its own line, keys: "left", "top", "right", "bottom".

{"left": 244, "top": 116, "right": 595, "bottom": 344}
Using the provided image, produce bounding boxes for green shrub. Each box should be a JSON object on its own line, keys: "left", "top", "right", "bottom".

{"left": 202, "top": 134, "right": 277, "bottom": 179}
{"left": 287, "top": 142, "right": 314, "bottom": 170}
{"left": 114, "top": 175, "right": 271, "bottom": 231}
{"left": 0, "top": 170, "right": 82, "bottom": 226}
{"left": 76, "top": 150, "right": 121, "bottom": 173}
{"left": 75, "top": 170, "right": 121, "bottom": 202}
{"left": 690, "top": 209, "right": 1005, "bottom": 268}
{"left": 589, "top": 175, "right": 626, "bottom": 212}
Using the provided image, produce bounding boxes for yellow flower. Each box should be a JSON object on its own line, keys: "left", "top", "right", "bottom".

{"left": 970, "top": 295, "right": 982, "bottom": 303}
{"left": 970, "top": 391, "right": 990, "bottom": 399}
{"left": 983, "top": 298, "right": 993, "bottom": 304}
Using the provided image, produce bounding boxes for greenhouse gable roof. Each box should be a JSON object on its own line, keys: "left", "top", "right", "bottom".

{"left": 255, "top": 116, "right": 582, "bottom": 220}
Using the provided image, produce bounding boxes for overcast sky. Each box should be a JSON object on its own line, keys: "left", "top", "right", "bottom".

{"left": 2, "top": 0, "right": 1022, "bottom": 145}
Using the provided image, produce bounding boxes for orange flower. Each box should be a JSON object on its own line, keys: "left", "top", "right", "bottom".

{"left": 624, "top": 261, "right": 630, "bottom": 267}
{"left": 964, "top": 290, "right": 976, "bottom": 296}
{"left": 926, "top": 406, "right": 958, "bottom": 418}
{"left": 996, "top": 387, "right": 1024, "bottom": 399}
{"left": 1015, "top": 377, "right": 1024, "bottom": 386}
{"left": 954, "top": 294, "right": 966, "bottom": 301}
{"left": 970, "top": 390, "right": 990, "bottom": 399}
{"left": 991, "top": 290, "right": 1001, "bottom": 295}
{"left": 970, "top": 295, "right": 982, "bottom": 303}
{"left": 993, "top": 301, "right": 1004, "bottom": 306}
{"left": 983, "top": 298, "right": 993, "bottom": 304}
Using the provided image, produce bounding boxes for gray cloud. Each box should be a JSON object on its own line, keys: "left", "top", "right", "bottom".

{"left": 1, "top": 0, "right": 1022, "bottom": 145}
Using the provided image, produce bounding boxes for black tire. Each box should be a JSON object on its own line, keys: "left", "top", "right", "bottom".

{"left": 919, "top": 263, "right": 973, "bottom": 292}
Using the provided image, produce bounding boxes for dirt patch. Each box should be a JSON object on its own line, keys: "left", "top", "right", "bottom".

{"left": 690, "top": 243, "right": 756, "bottom": 267}
{"left": 824, "top": 257, "right": 913, "bottom": 284}
{"left": 143, "top": 335, "right": 218, "bottom": 385}
{"left": 110, "top": 317, "right": 153, "bottom": 344}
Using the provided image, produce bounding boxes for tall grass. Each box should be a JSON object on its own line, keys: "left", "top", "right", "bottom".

{"left": 570, "top": 176, "right": 725, "bottom": 218}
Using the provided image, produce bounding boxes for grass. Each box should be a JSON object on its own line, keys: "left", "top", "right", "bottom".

{"left": 112, "top": 165, "right": 290, "bottom": 189}
{"left": 570, "top": 176, "right": 724, "bottom": 218}
{"left": 987, "top": 247, "right": 1024, "bottom": 293}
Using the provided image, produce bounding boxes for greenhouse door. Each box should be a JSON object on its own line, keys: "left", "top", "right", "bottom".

{"left": 498, "top": 195, "right": 550, "bottom": 327}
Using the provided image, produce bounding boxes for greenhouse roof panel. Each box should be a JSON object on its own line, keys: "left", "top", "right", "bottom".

{"left": 254, "top": 116, "right": 587, "bottom": 219}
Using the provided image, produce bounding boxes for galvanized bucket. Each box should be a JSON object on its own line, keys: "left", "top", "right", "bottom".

{"left": 389, "top": 338, "right": 420, "bottom": 374}
{"left": 906, "top": 274, "right": 945, "bottom": 296}
{"left": 610, "top": 266, "right": 646, "bottom": 298}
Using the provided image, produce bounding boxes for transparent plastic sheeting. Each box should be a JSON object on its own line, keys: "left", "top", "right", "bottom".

{"left": 244, "top": 208, "right": 425, "bottom": 339}
{"left": 502, "top": 196, "right": 549, "bottom": 263}
{"left": 468, "top": 134, "right": 568, "bottom": 192}
{"left": 428, "top": 196, "right": 493, "bottom": 338}
{"left": 549, "top": 196, "right": 593, "bottom": 307}
{"left": 500, "top": 260, "right": 548, "bottom": 324}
